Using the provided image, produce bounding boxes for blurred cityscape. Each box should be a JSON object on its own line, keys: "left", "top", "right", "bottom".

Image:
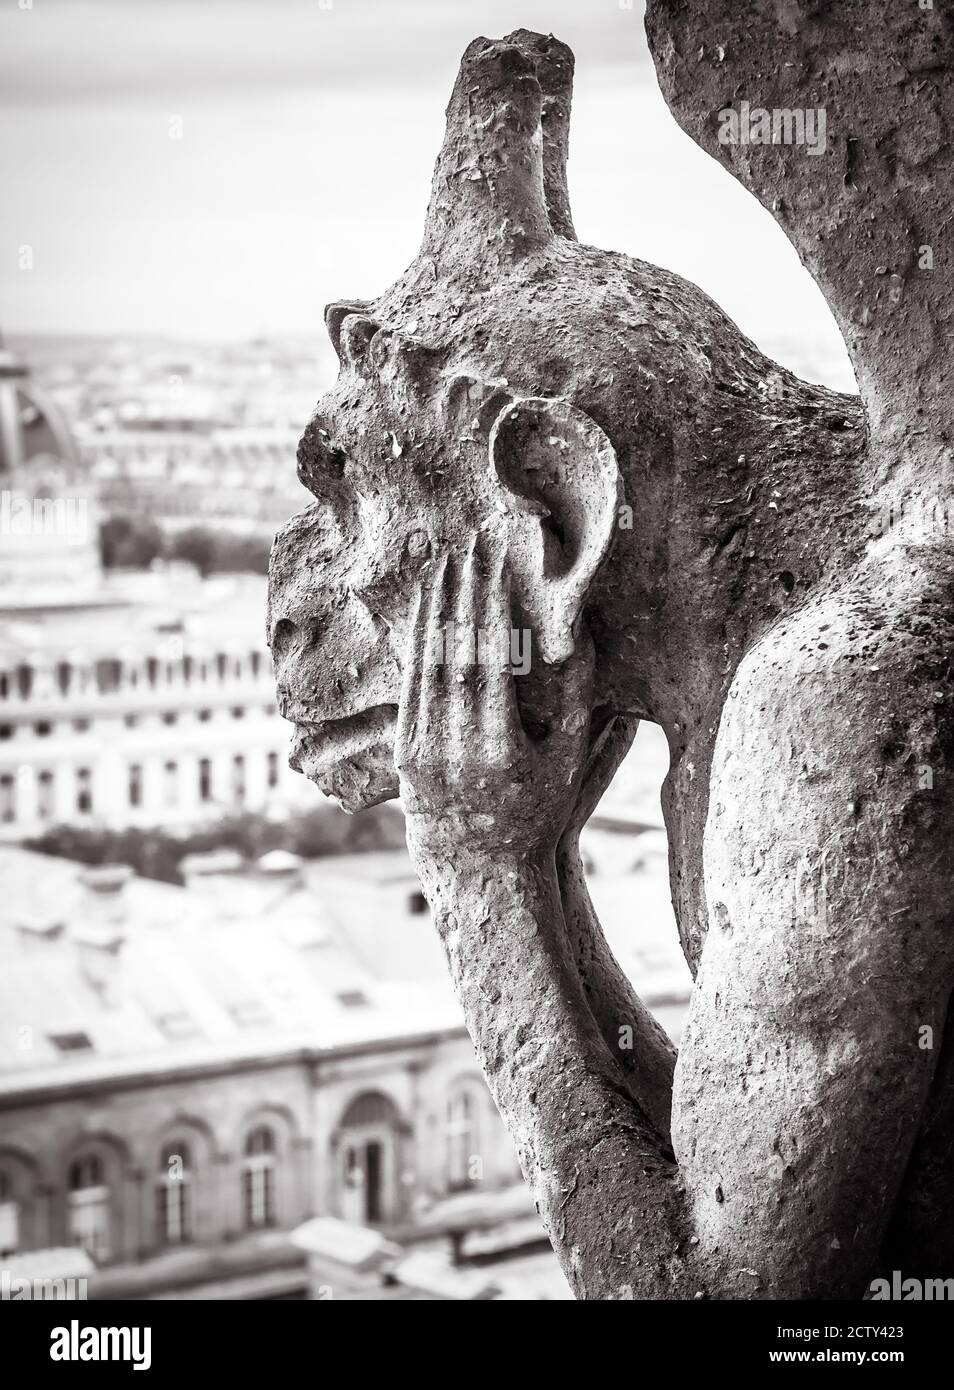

{"left": 0, "top": 330, "right": 689, "bottom": 1301}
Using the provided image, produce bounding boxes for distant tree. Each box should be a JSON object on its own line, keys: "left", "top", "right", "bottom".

{"left": 288, "top": 801, "right": 406, "bottom": 858}
{"left": 23, "top": 802, "right": 407, "bottom": 884}
{"left": 183, "top": 812, "right": 286, "bottom": 862}
{"left": 99, "top": 513, "right": 164, "bottom": 570}
{"left": 208, "top": 531, "right": 271, "bottom": 575}
{"left": 168, "top": 526, "right": 217, "bottom": 578}
{"left": 99, "top": 517, "right": 273, "bottom": 579}
{"left": 340, "top": 802, "right": 407, "bottom": 854}
{"left": 24, "top": 826, "right": 183, "bottom": 884}
{"left": 165, "top": 526, "right": 271, "bottom": 577}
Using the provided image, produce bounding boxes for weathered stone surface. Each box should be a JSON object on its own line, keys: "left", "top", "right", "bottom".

{"left": 269, "top": 20, "right": 954, "bottom": 1297}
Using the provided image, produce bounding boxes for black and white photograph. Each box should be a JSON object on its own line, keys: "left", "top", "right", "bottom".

{"left": 0, "top": 0, "right": 952, "bottom": 1358}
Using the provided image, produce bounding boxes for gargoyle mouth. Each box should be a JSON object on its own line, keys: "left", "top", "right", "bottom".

{"left": 287, "top": 704, "right": 399, "bottom": 812}
{"left": 288, "top": 703, "right": 397, "bottom": 756}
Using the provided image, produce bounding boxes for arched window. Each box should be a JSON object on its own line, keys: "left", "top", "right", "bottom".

{"left": 156, "top": 1141, "right": 192, "bottom": 1246}
{"left": 68, "top": 1154, "right": 111, "bottom": 1261}
{"left": 242, "top": 1127, "right": 276, "bottom": 1230}
{"left": 0, "top": 774, "right": 16, "bottom": 824}
{"left": 37, "top": 769, "right": 54, "bottom": 820}
{"left": 198, "top": 758, "right": 212, "bottom": 802}
{"left": 0, "top": 1169, "right": 19, "bottom": 1257}
{"left": 447, "top": 1088, "right": 480, "bottom": 1192}
{"left": 338, "top": 1092, "right": 401, "bottom": 1226}
{"left": 95, "top": 659, "right": 122, "bottom": 694}
{"left": 342, "top": 1094, "right": 394, "bottom": 1128}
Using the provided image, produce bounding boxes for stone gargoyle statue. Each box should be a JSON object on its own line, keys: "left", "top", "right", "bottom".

{"left": 268, "top": 11, "right": 954, "bottom": 1299}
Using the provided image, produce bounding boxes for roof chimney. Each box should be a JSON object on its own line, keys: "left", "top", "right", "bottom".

{"left": 180, "top": 848, "right": 244, "bottom": 896}
{"left": 73, "top": 864, "right": 131, "bottom": 1006}
{"left": 15, "top": 915, "right": 66, "bottom": 949}
{"left": 255, "top": 849, "right": 304, "bottom": 889}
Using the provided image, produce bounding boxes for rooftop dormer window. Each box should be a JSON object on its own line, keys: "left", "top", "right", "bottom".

{"left": 48, "top": 1030, "right": 93, "bottom": 1054}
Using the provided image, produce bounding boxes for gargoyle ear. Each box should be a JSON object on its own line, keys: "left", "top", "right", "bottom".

{"left": 488, "top": 397, "right": 623, "bottom": 664}
{"left": 324, "top": 300, "right": 373, "bottom": 359}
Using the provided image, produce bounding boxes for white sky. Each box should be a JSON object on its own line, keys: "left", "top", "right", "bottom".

{"left": 0, "top": 0, "right": 855, "bottom": 391}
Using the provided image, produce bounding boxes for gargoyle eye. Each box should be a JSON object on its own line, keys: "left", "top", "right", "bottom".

{"left": 269, "top": 617, "right": 296, "bottom": 655}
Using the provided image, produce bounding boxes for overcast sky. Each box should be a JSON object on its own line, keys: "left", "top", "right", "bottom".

{"left": 0, "top": 0, "right": 855, "bottom": 391}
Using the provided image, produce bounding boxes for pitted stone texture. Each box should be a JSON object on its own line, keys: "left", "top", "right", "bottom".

{"left": 268, "top": 23, "right": 954, "bottom": 1296}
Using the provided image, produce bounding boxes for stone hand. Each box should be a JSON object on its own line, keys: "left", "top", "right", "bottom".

{"left": 395, "top": 538, "right": 594, "bottom": 855}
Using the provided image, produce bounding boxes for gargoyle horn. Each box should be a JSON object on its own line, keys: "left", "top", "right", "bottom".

{"left": 420, "top": 30, "right": 577, "bottom": 269}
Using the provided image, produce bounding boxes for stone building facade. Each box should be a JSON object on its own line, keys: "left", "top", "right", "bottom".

{"left": 0, "top": 571, "right": 307, "bottom": 839}
{"left": 82, "top": 426, "right": 307, "bottom": 536}
{"left": 0, "top": 1032, "right": 507, "bottom": 1268}
{"left": 0, "top": 338, "right": 309, "bottom": 841}
{"left": 0, "top": 846, "right": 523, "bottom": 1296}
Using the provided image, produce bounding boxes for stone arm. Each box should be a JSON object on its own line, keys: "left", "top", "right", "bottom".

{"left": 555, "top": 713, "right": 677, "bottom": 1141}
{"left": 403, "top": 590, "right": 954, "bottom": 1298}
{"left": 407, "top": 836, "right": 692, "bottom": 1299}
{"left": 396, "top": 543, "right": 697, "bottom": 1298}
{"left": 397, "top": 535, "right": 954, "bottom": 1299}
